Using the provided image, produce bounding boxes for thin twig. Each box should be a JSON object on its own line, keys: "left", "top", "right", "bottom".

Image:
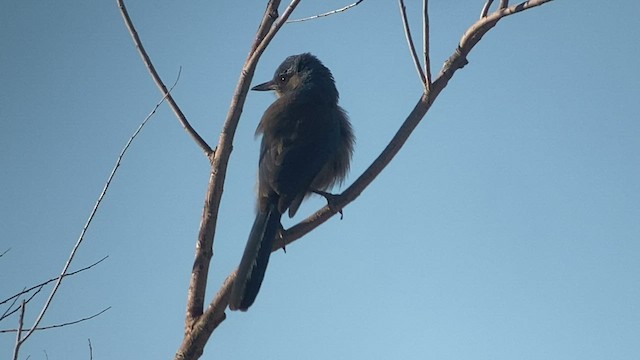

{"left": 249, "top": 0, "right": 303, "bottom": 64}
{"left": 287, "top": 0, "right": 364, "bottom": 23}
{"left": 17, "top": 71, "right": 180, "bottom": 347}
{"left": 500, "top": 0, "right": 509, "bottom": 9}
{"left": 1, "top": 285, "right": 43, "bottom": 322}
{"left": 460, "top": 0, "right": 552, "bottom": 55}
{"left": 481, "top": 0, "right": 494, "bottom": 18}
{"left": 1, "top": 307, "right": 111, "bottom": 334}
{"left": 1, "top": 287, "right": 24, "bottom": 321}
{"left": 117, "top": 0, "right": 213, "bottom": 157}
{"left": 12, "top": 301, "right": 25, "bottom": 360}
{"left": 398, "top": 0, "right": 427, "bottom": 86}
{"left": 1, "top": 256, "right": 108, "bottom": 307}
{"left": 0, "top": 248, "right": 10, "bottom": 258}
{"left": 422, "top": 0, "right": 432, "bottom": 92}
{"left": 88, "top": 339, "right": 93, "bottom": 360}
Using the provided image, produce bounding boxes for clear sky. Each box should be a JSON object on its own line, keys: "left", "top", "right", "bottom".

{"left": 2, "top": 1, "right": 639, "bottom": 359}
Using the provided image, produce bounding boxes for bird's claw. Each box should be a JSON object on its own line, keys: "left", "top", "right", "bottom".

{"left": 312, "top": 189, "right": 344, "bottom": 220}
{"left": 277, "top": 226, "right": 286, "bottom": 253}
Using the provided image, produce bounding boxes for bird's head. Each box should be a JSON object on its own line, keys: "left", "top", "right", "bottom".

{"left": 252, "top": 53, "right": 338, "bottom": 102}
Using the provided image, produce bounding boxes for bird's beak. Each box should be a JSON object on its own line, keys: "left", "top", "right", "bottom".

{"left": 251, "top": 80, "right": 277, "bottom": 91}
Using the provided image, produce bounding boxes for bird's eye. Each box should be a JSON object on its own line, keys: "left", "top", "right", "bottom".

{"left": 279, "top": 76, "right": 286, "bottom": 82}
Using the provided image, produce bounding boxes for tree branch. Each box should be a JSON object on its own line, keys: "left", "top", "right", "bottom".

{"left": 117, "top": 0, "right": 213, "bottom": 156}
{"left": 481, "top": 0, "right": 494, "bottom": 18}
{"left": 423, "top": 0, "right": 432, "bottom": 92}
{"left": 11, "top": 301, "right": 25, "bottom": 360}
{"left": 1, "top": 256, "right": 108, "bottom": 307}
{"left": 456, "top": 0, "right": 552, "bottom": 70}
{"left": 398, "top": 0, "right": 427, "bottom": 86}
{"left": 15, "top": 68, "right": 179, "bottom": 348}
{"left": 1, "top": 285, "right": 42, "bottom": 322}
{"left": 1, "top": 307, "right": 111, "bottom": 334}
{"left": 176, "top": 1, "right": 303, "bottom": 359}
{"left": 287, "top": 0, "right": 365, "bottom": 23}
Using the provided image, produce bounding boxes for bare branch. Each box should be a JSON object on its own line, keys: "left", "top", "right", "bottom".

{"left": 1, "top": 307, "right": 111, "bottom": 334}
{"left": 184, "top": 0, "right": 283, "bottom": 326}
{"left": 1, "top": 285, "right": 43, "bottom": 322}
{"left": 176, "top": 2, "right": 303, "bottom": 359}
{"left": 12, "top": 301, "right": 25, "bottom": 360}
{"left": 1, "top": 256, "right": 108, "bottom": 307}
{"left": 458, "top": 0, "right": 553, "bottom": 64}
{"left": 188, "top": 0, "right": 302, "bottom": 320}
{"left": 481, "top": 0, "right": 494, "bottom": 18}
{"left": 287, "top": 0, "right": 364, "bottom": 23}
{"left": 481, "top": 0, "right": 510, "bottom": 18}
{"left": 88, "top": 339, "right": 93, "bottom": 360}
{"left": 17, "top": 70, "right": 180, "bottom": 346}
{"left": 117, "top": 0, "right": 213, "bottom": 156}
{"left": 249, "top": 0, "right": 303, "bottom": 63}
{"left": 422, "top": 0, "right": 432, "bottom": 92}
{"left": 1, "top": 288, "right": 24, "bottom": 321}
{"left": 398, "top": 0, "right": 427, "bottom": 86}
{"left": 177, "top": 274, "right": 234, "bottom": 360}
{"left": 0, "top": 248, "right": 10, "bottom": 258}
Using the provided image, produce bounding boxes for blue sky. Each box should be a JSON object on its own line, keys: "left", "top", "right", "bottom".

{"left": 2, "top": 1, "right": 639, "bottom": 359}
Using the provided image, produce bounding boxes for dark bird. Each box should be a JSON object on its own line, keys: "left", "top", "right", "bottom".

{"left": 229, "top": 53, "right": 354, "bottom": 311}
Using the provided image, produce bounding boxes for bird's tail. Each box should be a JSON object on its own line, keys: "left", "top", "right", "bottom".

{"left": 229, "top": 203, "right": 282, "bottom": 311}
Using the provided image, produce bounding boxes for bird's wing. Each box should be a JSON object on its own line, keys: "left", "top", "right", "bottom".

{"left": 258, "top": 97, "right": 338, "bottom": 217}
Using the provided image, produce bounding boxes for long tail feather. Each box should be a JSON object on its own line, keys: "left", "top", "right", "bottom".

{"left": 229, "top": 203, "right": 282, "bottom": 311}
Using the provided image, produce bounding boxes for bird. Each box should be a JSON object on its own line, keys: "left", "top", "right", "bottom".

{"left": 229, "top": 53, "right": 355, "bottom": 311}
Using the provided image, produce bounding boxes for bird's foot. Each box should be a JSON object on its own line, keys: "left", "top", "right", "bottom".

{"left": 277, "top": 225, "right": 286, "bottom": 253}
{"left": 312, "top": 189, "right": 344, "bottom": 220}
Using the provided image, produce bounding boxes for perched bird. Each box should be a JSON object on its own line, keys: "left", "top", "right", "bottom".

{"left": 229, "top": 53, "right": 354, "bottom": 311}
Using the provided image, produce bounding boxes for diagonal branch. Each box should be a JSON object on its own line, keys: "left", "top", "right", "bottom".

{"left": 458, "top": 0, "right": 552, "bottom": 67}
{"left": 183, "top": 0, "right": 284, "bottom": 327}
{"left": 175, "top": 1, "right": 302, "bottom": 359}
{"left": 12, "top": 301, "right": 25, "bottom": 360}
{"left": 117, "top": 0, "right": 213, "bottom": 156}
{"left": 422, "top": 0, "right": 432, "bottom": 92}
{"left": 1, "top": 285, "right": 42, "bottom": 322}
{"left": 481, "top": 0, "right": 494, "bottom": 18}
{"left": 287, "top": 0, "right": 365, "bottom": 23}
{"left": 398, "top": 0, "right": 427, "bottom": 86}
{"left": 1, "top": 307, "right": 111, "bottom": 334}
{"left": 1, "top": 288, "right": 24, "bottom": 321}
{"left": 1, "top": 256, "right": 108, "bottom": 307}
{"left": 16, "top": 69, "right": 180, "bottom": 348}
